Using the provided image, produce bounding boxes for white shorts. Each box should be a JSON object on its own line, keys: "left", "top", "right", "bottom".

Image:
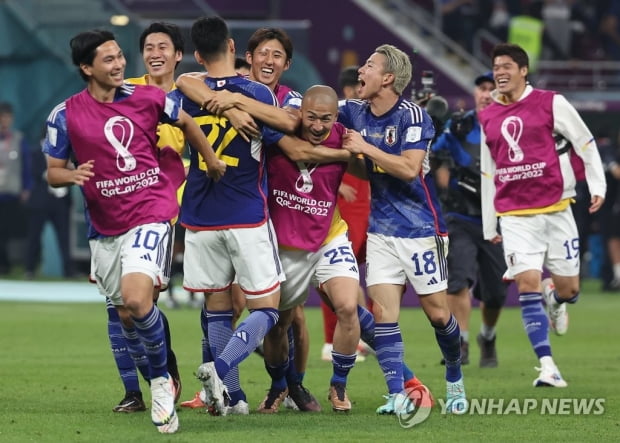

{"left": 89, "top": 222, "right": 173, "bottom": 306}
{"left": 365, "top": 233, "right": 448, "bottom": 295}
{"left": 278, "top": 233, "right": 359, "bottom": 311}
{"left": 183, "top": 222, "right": 284, "bottom": 299}
{"left": 499, "top": 207, "right": 580, "bottom": 277}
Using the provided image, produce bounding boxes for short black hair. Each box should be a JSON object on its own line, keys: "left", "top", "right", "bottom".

{"left": 70, "top": 29, "right": 116, "bottom": 81}
{"left": 0, "top": 102, "right": 13, "bottom": 114}
{"left": 235, "top": 56, "right": 250, "bottom": 71}
{"left": 492, "top": 43, "right": 529, "bottom": 69}
{"left": 338, "top": 65, "right": 360, "bottom": 89}
{"left": 246, "top": 27, "right": 293, "bottom": 62}
{"left": 191, "top": 16, "right": 230, "bottom": 63}
{"left": 139, "top": 22, "right": 184, "bottom": 55}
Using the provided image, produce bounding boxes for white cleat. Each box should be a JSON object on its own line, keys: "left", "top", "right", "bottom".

{"left": 542, "top": 278, "right": 569, "bottom": 335}
{"left": 196, "top": 362, "right": 230, "bottom": 416}
{"left": 533, "top": 366, "right": 568, "bottom": 388}
{"left": 446, "top": 378, "right": 468, "bottom": 415}
{"left": 150, "top": 375, "right": 179, "bottom": 434}
{"left": 225, "top": 399, "right": 250, "bottom": 415}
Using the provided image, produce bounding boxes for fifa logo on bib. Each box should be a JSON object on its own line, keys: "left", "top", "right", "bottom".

{"left": 501, "top": 116, "right": 524, "bottom": 163}
{"left": 104, "top": 116, "right": 137, "bottom": 172}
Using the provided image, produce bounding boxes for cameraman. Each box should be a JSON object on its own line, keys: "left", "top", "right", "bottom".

{"left": 431, "top": 72, "right": 507, "bottom": 368}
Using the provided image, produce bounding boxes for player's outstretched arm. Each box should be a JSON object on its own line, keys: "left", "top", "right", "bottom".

{"left": 47, "top": 157, "right": 94, "bottom": 187}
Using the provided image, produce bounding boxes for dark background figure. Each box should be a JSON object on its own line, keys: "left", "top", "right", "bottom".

{"left": 24, "top": 135, "right": 74, "bottom": 279}
{"left": 0, "top": 101, "right": 31, "bottom": 275}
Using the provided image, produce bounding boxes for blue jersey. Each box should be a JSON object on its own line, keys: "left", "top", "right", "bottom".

{"left": 338, "top": 98, "right": 446, "bottom": 238}
{"left": 170, "top": 75, "right": 284, "bottom": 229}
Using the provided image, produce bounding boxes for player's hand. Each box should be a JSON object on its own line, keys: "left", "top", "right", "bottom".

{"left": 488, "top": 234, "right": 502, "bottom": 244}
{"left": 342, "top": 129, "right": 365, "bottom": 155}
{"left": 73, "top": 160, "right": 95, "bottom": 185}
{"left": 206, "top": 159, "right": 226, "bottom": 182}
{"left": 338, "top": 183, "right": 357, "bottom": 202}
{"left": 224, "top": 108, "right": 260, "bottom": 142}
{"left": 589, "top": 195, "right": 604, "bottom": 213}
{"left": 204, "top": 90, "right": 237, "bottom": 114}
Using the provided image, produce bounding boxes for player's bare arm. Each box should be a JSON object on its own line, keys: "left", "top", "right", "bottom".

{"left": 47, "top": 157, "right": 94, "bottom": 187}
{"left": 277, "top": 135, "right": 350, "bottom": 163}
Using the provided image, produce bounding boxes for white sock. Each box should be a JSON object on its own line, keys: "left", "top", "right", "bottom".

{"left": 460, "top": 330, "right": 469, "bottom": 342}
{"left": 539, "top": 355, "right": 556, "bottom": 370}
{"left": 614, "top": 263, "right": 620, "bottom": 281}
{"left": 480, "top": 324, "right": 496, "bottom": 340}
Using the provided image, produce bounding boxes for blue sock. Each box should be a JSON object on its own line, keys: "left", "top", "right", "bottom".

{"left": 330, "top": 352, "right": 356, "bottom": 385}
{"left": 434, "top": 314, "right": 462, "bottom": 382}
{"left": 265, "top": 360, "right": 289, "bottom": 391}
{"left": 106, "top": 299, "right": 141, "bottom": 393}
{"left": 519, "top": 292, "right": 551, "bottom": 358}
{"left": 357, "top": 305, "right": 375, "bottom": 348}
{"left": 374, "top": 322, "right": 404, "bottom": 394}
{"left": 215, "top": 308, "right": 279, "bottom": 380}
{"left": 207, "top": 310, "right": 243, "bottom": 400}
{"left": 120, "top": 324, "right": 150, "bottom": 382}
{"left": 200, "top": 305, "right": 213, "bottom": 362}
{"left": 402, "top": 363, "right": 414, "bottom": 382}
{"left": 554, "top": 291, "right": 579, "bottom": 304}
{"left": 285, "top": 326, "right": 304, "bottom": 385}
{"left": 159, "top": 308, "right": 178, "bottom": 379}
{"left": 131, "top": 305, "right": 168, "bottom": 379}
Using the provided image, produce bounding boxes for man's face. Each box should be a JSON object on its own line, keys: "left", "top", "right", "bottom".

{"left": 300, "top": 96, "right": 337, "bottom": 145}
{"left": 357, "top": 52, "right": 386, "bottom": 100}
{"left": 83, "top": 40, "right": 126, "bottom": 88}
{"left": 142, "top": 32, "right": 182, "bottom": 80}
{"left": 246, "top": 38, "right": 290, "bottom": 90}
{"left": 492, "top": 55, "right": 527, "bottom": 97}
{"left": 474, "top": 80, "right": 495, "bottom": 112}
{"left": 0, "top": 112, "right": 13, "bottom": 133}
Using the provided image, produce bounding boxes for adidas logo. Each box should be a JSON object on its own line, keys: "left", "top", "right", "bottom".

{"left": 141, "top": 253, "right": 152, "bottom": 261}
{"left": 427, "top": 277, "right": 438, "bottom": 285}
{"left": 233, "top": 330, "right": 248, "bottom": 343}
{"left": 349, "top": 265, "right": 358, "bottom": 273}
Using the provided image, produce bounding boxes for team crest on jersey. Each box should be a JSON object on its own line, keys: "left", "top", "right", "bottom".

{"left": 385, "top": 126, "right": 397, "bottom": 146}
{"left": 216, "top": 79, "right": 226, "bottom": 87}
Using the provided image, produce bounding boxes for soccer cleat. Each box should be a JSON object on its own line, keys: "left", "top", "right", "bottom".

{"left": 196, "top": 362, "right": 230, "bottom": 416}
{"left": 112, "top": 391, "right": 146, "bottom": 413}
{"left": 150, "top": 375, "right": 179, "bottom": 434}
{"left": 328, "top": 383, "right": 351, "bottom": 412}
{"left": 542, "top": 278, "right": 569, "bottom": 335}
{"left": 376, "top": 392, "right": 414, "bottom": 415}
{"left": 446, "top": 378, "right": 468, "bottom": 415}
{"left": 404, "top": 377, "right": 434, "bottom": 407}
{"left": 440, "top": 337, "right": 469, "bottom": 365}
{"left": 257, "top": 387, "right": 288, "bottom": 413}
{"left": 288, "top": 383, "right": 322, "bottom": 412}
{"left": 180, "top": 391, "right": 206, "bottom": 409}
{"left": 226, "top": 400, "right": 250, "bottom": 415}
{"left": 477, "top": 333, "right": 498, "bottom": 368}
{"left": 283, "top": 395, "right": 299, "bottom": 410}
{"left": 321, "top": 343, "right": 333, "bottom": 361}
{"left": 533, "top": 366, "right": 568, "bottom": 388}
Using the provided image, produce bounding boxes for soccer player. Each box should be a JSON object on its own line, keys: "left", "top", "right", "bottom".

{"left": 479, "top": 43, "right": 606, "bottom": 387}
{"left": 170, "top": 16, "right": 288, "bottom": 417}
{"left": 43, "top": 28, "right": 225, "bottom": 434}
{"left": 260, "top": 85, "right": 360, "bottom": 412}
{"left": 106, "top": 21, "right": 185, "bottom": 414}
{"left": 340, "top": 44, "right": 467, "bottom": 415}
{"left": 321, "top": 65, "right": 373, "bottom": 363}
{"left": 431, "top": 71, "right": 508, "bottom": 368}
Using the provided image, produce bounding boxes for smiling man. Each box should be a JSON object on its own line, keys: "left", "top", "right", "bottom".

{"left": 479, "top": 42, "right": 606, "bottom": 388}
{"left": 43, "top": 28, "right": 225, "bottom": 434}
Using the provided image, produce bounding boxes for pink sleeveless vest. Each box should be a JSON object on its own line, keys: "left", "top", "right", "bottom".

{"left": 268, "top": 123, "right": 347, "bottom": 251}
{"left": 479, "top": 89, "right": 564, "bottom": 212}
{"left": 66, "top": 86, "right": 180, "bottom": 235}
